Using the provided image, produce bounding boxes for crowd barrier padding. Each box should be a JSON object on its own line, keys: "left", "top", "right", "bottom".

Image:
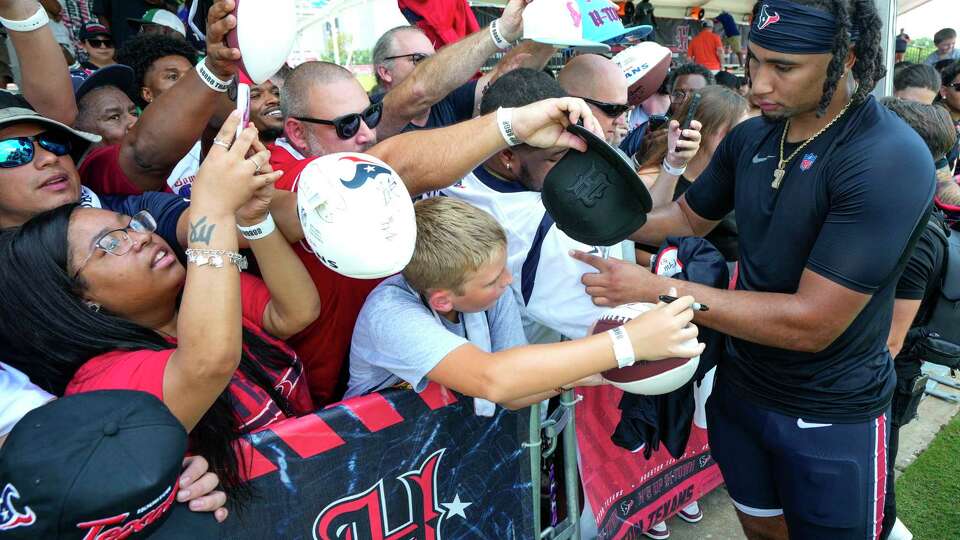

{"left": 222, "top": 384, "right": 534, "bottom": 539}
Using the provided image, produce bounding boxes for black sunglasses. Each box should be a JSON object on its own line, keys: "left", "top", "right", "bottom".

{"left": 0, "top": 132, "right": 72, "bottom": 168}
{"left": 947, "top": 82, "right": 960, "bottom": 91}
{"left": 294, "top": 102, "right": 383, "bottom": 140}
{"left": 86, "top": 38, "right": 113, "bottom": 48}
{"left": 577, "top": 96, "right": 630, "bottom": 118}
{"left": 383, "top": 52, "right": 431, "bottom": 65}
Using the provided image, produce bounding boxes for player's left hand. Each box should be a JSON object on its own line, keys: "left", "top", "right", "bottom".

{"left": 571, "top": 250, "right": 661, "bottom": 306}
{"left": 179, "top": 455, "right": 229, "bottom": 522}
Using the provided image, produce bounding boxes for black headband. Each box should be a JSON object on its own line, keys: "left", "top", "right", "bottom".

{"left": 750, "top": 0, "right": 859, "bottom": 54}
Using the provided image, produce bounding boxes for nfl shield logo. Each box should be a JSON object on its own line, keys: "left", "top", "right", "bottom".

{"left": 800, "top": 153, "right": 817, "bottom": 171}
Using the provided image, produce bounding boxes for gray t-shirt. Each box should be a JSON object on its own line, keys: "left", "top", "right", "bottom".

{"left": 345, "top": 275, "right": 528, "bottom": 398}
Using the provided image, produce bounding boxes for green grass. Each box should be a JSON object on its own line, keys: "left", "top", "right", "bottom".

{"left": 895, "top": 413, "right": 960, "bottom": 539}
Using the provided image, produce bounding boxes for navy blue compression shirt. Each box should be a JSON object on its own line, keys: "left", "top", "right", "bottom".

{"left": 684, "top": 96, "right": 935, "bottom": 422}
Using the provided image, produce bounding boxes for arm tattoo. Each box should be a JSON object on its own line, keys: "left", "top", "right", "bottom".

{"left": 189, "top": 216, "right": 216, "bottom": 245}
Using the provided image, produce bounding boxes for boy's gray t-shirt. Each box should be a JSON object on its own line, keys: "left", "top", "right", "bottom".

{"left": 345, "top": 274, "right": 528, "bottom": 398}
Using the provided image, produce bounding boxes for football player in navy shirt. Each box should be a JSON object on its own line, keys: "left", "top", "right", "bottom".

{"left": 573, "top": 1, "right": 935, "bottom": 539}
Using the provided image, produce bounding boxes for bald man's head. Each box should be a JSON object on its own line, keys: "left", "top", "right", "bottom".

{"left": 558, "top": 55, "right": 629, "bottom": 142}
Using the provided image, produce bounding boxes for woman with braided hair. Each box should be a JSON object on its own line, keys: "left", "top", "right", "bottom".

{"left": 571, "top": 1, "right": 936, "bottom": 538}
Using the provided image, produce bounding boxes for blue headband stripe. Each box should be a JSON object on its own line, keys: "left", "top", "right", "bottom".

{"left": 749, "top": 0, "right": 858, "bottom": 54}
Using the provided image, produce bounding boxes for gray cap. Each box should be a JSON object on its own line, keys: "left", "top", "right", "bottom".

{"left": 0, "top": 107, "right": 101, "bottom": 157}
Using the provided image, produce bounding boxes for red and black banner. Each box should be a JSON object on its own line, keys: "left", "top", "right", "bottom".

{"left": 577, "top": 384, "right": 724, "bottom": 540}
{"left": 223, "top": 384, "right": 534, "bottom": 539}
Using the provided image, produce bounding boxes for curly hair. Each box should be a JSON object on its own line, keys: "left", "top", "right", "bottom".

{"left": 668, "top": 63, "right": 715, "bottom": 94}
{"left": 748, "top": 0, "right": 886, "bottom": 116}
{"left": 116, "top": 34, "right": 197, "bottom": 106}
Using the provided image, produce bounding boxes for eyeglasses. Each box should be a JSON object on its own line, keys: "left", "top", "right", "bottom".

{"left": 86, "top": 38, "right": 113, "bottom": 48}
{"left": 946, "top": 82, "right": 960, "bottom": 91}
{"left": 72, "top": 210, "right": 158, "bottom": 280}
{"left": 671, "top": 89, "right": 695, "bottom": 102}
{"left": 576, "top": 96, "right": 630, "bottom": 118}
{"left": 293, "top": 102, "right": 383, "bottom": 140}
{"left": 0, "top": 132, "right": 72, "bottom": 168}
{"left": 383, "top": 52, "right": 431, "bottom": 65}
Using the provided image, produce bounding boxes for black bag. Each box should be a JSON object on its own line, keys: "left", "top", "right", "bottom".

{"left": 908, "top": 214, "right": 960, "bottom": 368}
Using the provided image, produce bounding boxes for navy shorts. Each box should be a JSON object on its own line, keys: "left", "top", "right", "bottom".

{"left": 706, "top": 380, "right": 889, "bottom": 540}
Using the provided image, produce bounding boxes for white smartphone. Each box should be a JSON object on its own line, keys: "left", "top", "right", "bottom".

{"left": 235, "top": 82, "right": 250, "bottom": 141}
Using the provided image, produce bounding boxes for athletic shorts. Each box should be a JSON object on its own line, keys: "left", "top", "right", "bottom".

{"left": 723, "top": 35, "right": 741, "bottom": 51}
{"left": 706, "top": 380, "right": 889, "bottom": 540}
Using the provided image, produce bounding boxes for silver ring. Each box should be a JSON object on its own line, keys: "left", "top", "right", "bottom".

{"left": 249, "top": 157, "right": 262, "bottom": 173}
{"left": 212, "top": 139, "right": 230, "bottom": 150}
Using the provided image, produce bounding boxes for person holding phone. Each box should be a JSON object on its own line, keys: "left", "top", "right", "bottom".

{"left": 633, "top": 86, "right": 749, "bottom": 264}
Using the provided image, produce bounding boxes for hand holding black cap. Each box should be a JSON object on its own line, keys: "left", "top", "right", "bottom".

{"left": 542, "top": 123, "right": 652, "bottom": 246}
{"left": 0, "top": 390, "right": 220, "bottom": 539}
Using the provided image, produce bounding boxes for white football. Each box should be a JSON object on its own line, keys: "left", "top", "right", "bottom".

{"left": 592, "top": 302, "right": 700, "bottom": 395}
{"left": 296, "top": 153, "right": 416, "bottom": 279}
{"left": 226, "top": 0, "right": 298, "bottom": 84}
{"left": 611, "top": 42, "right": 672, "bottom": 106}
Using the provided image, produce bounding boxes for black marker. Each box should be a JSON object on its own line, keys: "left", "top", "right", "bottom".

{"left": 658, "top": 295, "right": 709, "bottom": 312}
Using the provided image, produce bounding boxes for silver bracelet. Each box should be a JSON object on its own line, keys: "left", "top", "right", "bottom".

{"left": 489, "top": 19, "right": 512, "bottom": 50}
{"left": 185, "top": 249, "right": 248, "bottom": 271}
{"left": 237, "top": 214, "right": 276, "bottom": 240}
{"left": 0, "top": 6, "right": 49, "bottom": 32}
{"left": 195, "top": 59, "right": 232, "bottom": 93}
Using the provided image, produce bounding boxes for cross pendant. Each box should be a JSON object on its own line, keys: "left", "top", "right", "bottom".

{"left": 771, "top": 168, "right": 786, "bottom": 189}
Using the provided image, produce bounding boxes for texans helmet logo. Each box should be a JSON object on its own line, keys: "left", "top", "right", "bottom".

{"left": 757, "top": 5, "right": 781, "bottom": 30}
{"left": 0, "top": 484, "right": 36, "bottom": 531}
{"left": 338, "top": 156, "right": 392, "bottom": 190}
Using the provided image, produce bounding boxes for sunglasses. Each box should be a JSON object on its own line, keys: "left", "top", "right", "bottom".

{"left": 577, "top": 96, "right": 630, "bottom": 118}
{"left": 0, "top": 132, "right": 72, "bottom": 168}
{"left": 86, "top": 38, "right": 113, "bottom": 48}
{"left": 72, "top": 211, "right": 158, "bottom": 280}
{"left": 946, "top": 82, "right": 960, "bottom": 91}
{"left": 383, "top": 52, "right": 431, "bottom": 65}
{"left": 294, "top": 102, "right": 383, "bottom": 140}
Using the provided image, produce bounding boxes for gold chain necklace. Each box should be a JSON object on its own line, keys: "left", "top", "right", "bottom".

{"left": 771, "top": 100, "right": 853, "bottom": 189}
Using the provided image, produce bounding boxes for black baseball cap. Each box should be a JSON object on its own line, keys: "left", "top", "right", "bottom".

{"left": 542, "top": 123, "right": 652, "bottom": 246}
{"left": 79, "top": 22, "right": 111, "bottom": 42}
{"left": 70, "top": 64, "right": 136, "bottom": 102}
{"left": 0, "top": 390, "right": 220, "bottom": 539}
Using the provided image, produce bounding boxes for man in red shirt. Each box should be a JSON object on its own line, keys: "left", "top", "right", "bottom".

{"left": 267, "top": 63, "right": 603, "bottom": 404}
{"left": 687, "top": 20, "right": 724, "bottom": 72}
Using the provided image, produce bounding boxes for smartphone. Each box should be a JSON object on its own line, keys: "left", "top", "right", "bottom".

{"left": 648, "top": 114, "right": 670, "bottom": 131}
{"left": 680, "top": 92, "right": 702, "bottom": 131}
{"left": 235, "top": 82, "right": 251, "bottom": 141}
{"left": 675, "top": 92, "right": 701, "bottom": 152}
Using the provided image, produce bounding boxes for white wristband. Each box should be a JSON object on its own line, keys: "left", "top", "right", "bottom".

{"left": 496, "top": 107, "right": 522, "bottom": 146}
{"left": 196, "top": 60, "right": 232, "bottom": 93}
{"left": 661, "top": 159, "right": 686, "bottom": 177}
{"left": 0, "top": 6, "right": 49, "bottom": 32}
{"left": 489, "top": 19, "right": 512, "bottom": 50}
{"left": 607, "top": 327, "right": 637, "bottom": 368}
{"left": 237, "top": 213, "right": 276, "bottom": 240}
